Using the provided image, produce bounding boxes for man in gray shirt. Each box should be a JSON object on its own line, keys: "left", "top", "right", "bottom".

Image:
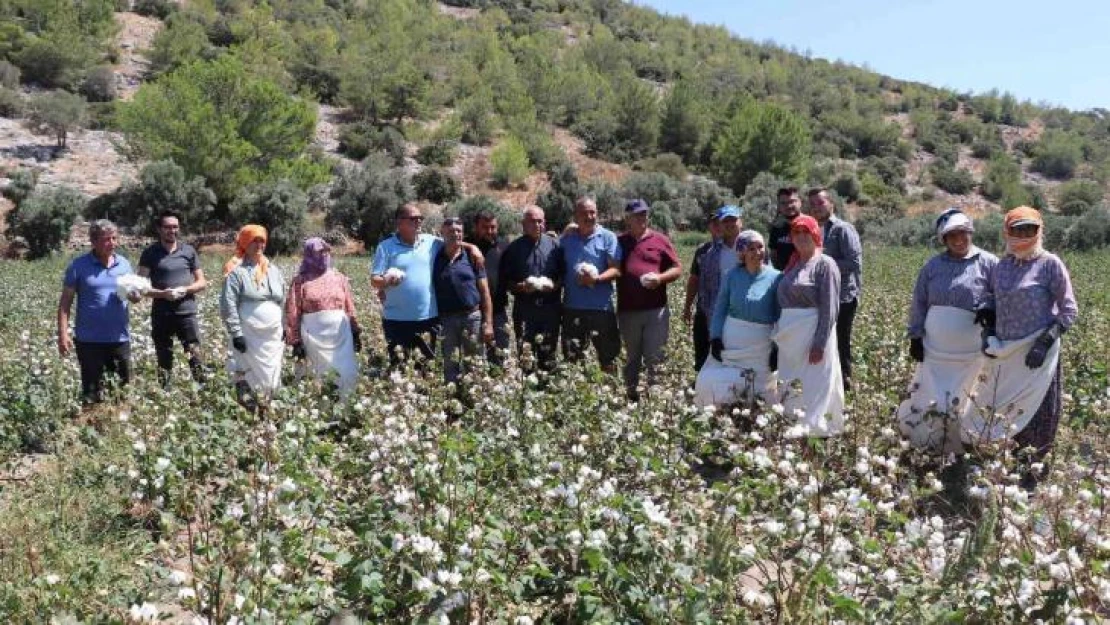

{"left": 806, "top": 188, "right": 862, "bottom": 387}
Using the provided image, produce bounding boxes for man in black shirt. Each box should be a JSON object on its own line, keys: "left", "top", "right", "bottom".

{"left": 500, "top": 206, "right": 563, "bottom": 372}
{"left": 768, "top": 186, "right": 802, "bottom": 270}
{"left": 139, "top": 211, "right": 208, "bottom": 385}
{"left": 467, "top": 210, "right": 511, "bottom": 365}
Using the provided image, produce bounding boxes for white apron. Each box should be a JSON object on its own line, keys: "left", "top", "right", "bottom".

{"left": 695, "top": 317, "right": 777, "bottom": 407}
{"left": 966, "top": 329, "right": 1061, "bottom": 443}
{"left": 230, "top": 300, "right": 284, "bottom": 396}
{"left": 771, "top": 308, "right": 845, "bottom": 437}
{"left": 301, "top": 309, "right": 359, "bottom": 396}
{"left": 896, "top": 306, "right": 992, "bottom": 453}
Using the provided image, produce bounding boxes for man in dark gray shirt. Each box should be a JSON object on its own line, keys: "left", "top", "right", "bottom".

{"left": 467, "top": 210, "right": 511, "bottom": 365}
{"left": 500, "top": 206, "right": 562, "bottom": 372}
{"left": 806, "top": 188, "right": 862, "bottom": 387}
{"left": 139, "top": 211, "right": 208, "bottom": 385}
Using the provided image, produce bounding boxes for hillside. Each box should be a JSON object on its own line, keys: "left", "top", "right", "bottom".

{"left": 1, "top": 0, "right": 1108, "bottom": 253}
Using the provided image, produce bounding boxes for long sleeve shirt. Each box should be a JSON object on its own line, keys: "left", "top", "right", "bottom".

{"left": 906, "top": 247, "right": 999, "bottom": 339}
{"left": 220, "top": 261, "right": 286, "bottom": 339}
{"left": 821, "top": 216, "right": 862, "bottom": 303}
{"left": 777, "top": 254, "right": 841, "bottom": 351}
{"left": 710, "top": 265, "right": 782, "bottom": 339}
{"left": 284, "top": 269, "right": 358, "bottom": 344}
{"left": 697, "top": 240, "right": 739, "bottom": 320}
{"left": 990, "top": 252, "right": 1078, "bottom": 341}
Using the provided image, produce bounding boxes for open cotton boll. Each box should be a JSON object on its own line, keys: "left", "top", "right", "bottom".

{"left": 116, "top": 274, "right": 151, "bottom": 300}
{"left": 526, "top": 276, "right": 554, "bottom": 290}
{"left": 575, "top": 262, "right": 599, "bottom": 278}
{"left": 384, "top": 268, "right": 406, "bottom": 283}
{"left": 639, "top": 272, "right": 659, "bottom": 287}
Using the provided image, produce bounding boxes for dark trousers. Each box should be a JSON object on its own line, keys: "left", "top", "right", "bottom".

{"left": 693, "top": 309, "right": 710, "bottom": 372}
{"left": 76, "top": 341, "right": 131, "bottom": 403}
{"left": 382, "top": 318, "right": 440, "bottom": 368}
{"left": 836, "top": 298, "right": 858, "bottom": 383}
{"left": 514, "top": 309, "right": 561, "bottom": 372}
{"left": 561, "top": 309, "right": 621, "bottom": 368}
{"left": 152, "top": 313, "right": 202, "bottom": 383}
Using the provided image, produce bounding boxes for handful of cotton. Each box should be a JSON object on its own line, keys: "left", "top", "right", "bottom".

{"left": 575, "top": 262, "right": 599, "bottom": 279}
{"left": 384, "top": 267, "right": 406, "bottom": 285}
{"left": 639, "top": 272, "right": 659, "bottom": 288}
{"left": 526, "top": 276, "right": 554, "bottom": 291}
{"left": 116, "top": 274, "right": 151, "bottom": 301}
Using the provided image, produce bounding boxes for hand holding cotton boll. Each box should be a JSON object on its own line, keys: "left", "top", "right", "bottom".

{"left": 524, "top": 276, "right": 554, "bottom": 293}
{"left": 116, "top": 274, "right": 151, "bottom": 303}
{"left": 639, "top": 272, "right": 660, "bottom": 290}
{"left": 167, "top": 287, "right": 187, "bottom": 301}
{"left": 575, "top": 262, "right": 599, "bottom": 287}
{"left": 383, "top": 267, "right": 406, "bottom": 287}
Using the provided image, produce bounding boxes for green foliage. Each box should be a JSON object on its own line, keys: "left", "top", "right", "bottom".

{"left": 3, "top": 168, "right": 37, "bottom": 206}
{"left": 0, "top": 60, "right": 19, "bottom": 88}
{"left": 711, "top": 99, "right": 811, "bottom": 195}
{"left": 1031, "top": 131, "right": 1083, "bottom": 180}
{"left": 133, "top": 0, "right": 177, "bottom": 20}
{"left": 148, "top": 13, "right": 213, "bottom": 76}
{"left": 0, "top": 86, "right": 22, "bottom": 117}
{"left": 450, "top": 194, "right": 520, "bottom": 236}
{"left": 79, "top": 65, "right": 116, "bottom": 103}
{"left": 536, "top": 161, "right": 583, "bottom": 231}
{"left": 84, "top": 160, "right": 217, "bottom": 235}
{"left": 981, "top": 154, "right": 1029, "bottom": 207}
{"left": 325, "top": 154, "right": 413, "bottom": 247}
{"left": 411, "top": 167, "right": 461, "bottom": 204}
{"left": 118, "top": 56, "right": 317, "bottom": 202}
{"left": 1064, "top": 206, "right": 1110, "bottom": 250}
{"left": 28, "top": 90, "right": 87, "bottom": 148}
{"left": 229, "top": 179, "right": 308, "bottom": 255}
{"left": 490, "top": 136, "right": 530, "bottom": 188}
{"left": 415, "top": 140, "right": 458, "bottom": 167}
{"left": 832, "top": 173, "right": 862, "bottom": 203}
{"left": 457, "top": 90, "right": 498, "bottom": 146}
{"left": 7, "top": 185, "right": 83, "bottom": 259}
{"left": 1055, "top": 179, "right": 1104, "bottom": 216}
{"left": 739, "top": 171, "right": 791, "bottom": 233}
{"left": 11, "top": 36, "right": 94, "bottom": 90}
{"left": 635, "top": 153, "right": 687, "bottom": 180}
{"left": 930, "top": 162, "right": 975, "bottom": 195}
{"left": 658, "top": 80, "right": 712, "bottom": 164}
{"left": 338, "top": 122, "right": 407, "bottom": 165}
{"left": 575, "top": 75, "right": 660, "bottom": 162}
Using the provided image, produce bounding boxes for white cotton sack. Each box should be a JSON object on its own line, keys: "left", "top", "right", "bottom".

{"left": 575, "top": 262, "right": 599, "bottom": 278}
{"left": 639, "top": 272, "right": 659, "bottom": 287}
{"left": 115, "top": 274, "right": 151, "bottom": 300}
{"left": 384, "top": 267, "right": 406, "bottom": 284}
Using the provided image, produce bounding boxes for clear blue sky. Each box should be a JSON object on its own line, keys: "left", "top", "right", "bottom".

{"left": 635, "top": 0, "right": 1110, "bottom": 111}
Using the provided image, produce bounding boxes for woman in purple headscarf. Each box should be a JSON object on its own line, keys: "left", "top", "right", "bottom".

{"left": 284, "top": 237, "right": 361, "bottom": 395}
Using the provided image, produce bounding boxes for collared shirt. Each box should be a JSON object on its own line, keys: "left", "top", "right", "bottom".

{"left": 470, "top": 237, "right": 509, "bottom": 313}
{"left": 433, "top": 248, "right": 486, "bottom": 315}
{"left": 560, "top": 226, "right": 622, "bottom": 311}
{"left": 697, "top": 239, "right": 738, "bottom": 320}
{"left": 689, "top": 239, "right": 714, "bottom": 314}
{"left": 990, "top": 252, "right": 1079, "bottom": 340}
{"left": 907, "top": 247, "right": 999, "bottom": 338}
{"left": 617, "top": 230, "right": 680, "bottom": 312}
{"left": 821, "top": 216, "right": 862, "bottom": 303}
{"left": 371, "top": 233, "right": 443, "bottom": 321}
{"left": 63, "top": 252, "right": 133, "bottom": 343}
{"left": 710, "top": 265, "right": 782, "bottom": 339}
{"left": 139, "top": 241, "right": 200, "bottom": 316}
{"left": 768, "top": 216, "right": 797, "bottom": 271}
{"left": 501, "top": 234, "right": 563, "bottom": 319}
{"left": 777, "top": 254, "right": 841, "bottom": 351}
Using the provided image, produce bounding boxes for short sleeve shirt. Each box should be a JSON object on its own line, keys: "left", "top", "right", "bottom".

{"left": 560, "top": 226, "right": 622, "bottom": 311}
{"left": 617, "top": 230, "right": 679, "bottom": 312}
{"left": 63, "top": 253, "right": 132, "bottom": 343}
{"left": 768, "top": 219, "right": 796, "bottom": 271}
{"left": 371, "top": 233, "right": 443, "bottom": 321}
{"left": 433, "top": 249, "right": 486, "bottom": 315}
{"left": 139, "top": 242, "right": 200, "bottom": 315}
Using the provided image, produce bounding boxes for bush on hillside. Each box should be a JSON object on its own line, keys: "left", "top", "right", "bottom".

{"left": 325, "top": 154, "right": 413, "bottom": 248}
{"left": 635, "top": 153, "right": 687, "bottom": 180}
{"left": 229, "top": 180, "right": 308, "bottom": 255}
{"left": 536, "top": 162, "right": 582, "bottom": 232}
{"left": 0, "top": 60, "right": 20, "bottom": 89}
{"left": 412, "top": 168, "right": 460, "bottom": 204}
{"left": 490, "top": 136, "right": 530, "bottom": 188}
{"left": 930, "top": 162, "right": 975, "bottom": 194}
{"left": 1031, "top": 131, "right": 1083, "bottom": 180}
{"left": 415, "top": 140, "right": 457, "bottom": 167}
{"left": 0, "top": 87, "right": 21, "bottom": 117}
{"left": 3, "top": 168, "right": 38, "bottom": 206}
{"left": 711, "top": 99, "right": 810, "bottom": 195}
{"left": 338, "top": 122, "right": 408, "bottom": 165}
{"left": 7, "top": 186, "right": 83, "bottom": 259}
{"left": 28, "top": 90, "right": 87, "bottom": 149}
{"left": 449, "top": 195, "right": 521, "bottom": 237}
{"left": 1056, "top": 179, "right": 1104, "bottom": 216}
{"left": 79, "top": 66, "right": 117, "bottom": 103}
{"left": 83, "top": 160, "right": 216, "bottom": 235}
{"left": 134, "top": 0, "right": 177, "bottom": 19}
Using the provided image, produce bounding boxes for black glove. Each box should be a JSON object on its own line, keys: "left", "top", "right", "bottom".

{"left": 768, "top": 344, "right": 778, "bottom": 371}
{"left": 710, "top": 338, "right": 723, "bottom": 362}
{"left": 980, "top": 327, "right": 996, "bottom": 359}
{"left": 1025, "top": 323, "right": 1063, "bottom": 369}
{"left": 974, "top": 307, "right": 996, "bottom": 329}
{"left": 232, "top": 336, "right": 247, "bottom": 353}
{"left": 292, "top": 342, "right": 306, "bottom": 360}
{"left": 909, "top": 337, "right": 924, "bottom": 363}
{"left": 351, "top": 325, "right": 362, "bottom": 353}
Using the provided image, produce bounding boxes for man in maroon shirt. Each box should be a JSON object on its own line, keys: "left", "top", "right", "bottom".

{"left": 617, "top": 199, "right": 683, "bottom": 399}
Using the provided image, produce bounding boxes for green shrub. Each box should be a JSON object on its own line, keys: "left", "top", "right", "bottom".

{"left": 28, "top": 90, "right": 87, "bottom": 148}
{"left": 450, "top": 195, "right": 520, "bottom": 237}
{"left": 415, "top": 140, "right": 457, "bottom": 167}
{"left": 930, "top": 163, "right": 975, "bottom": 194}
{"left": 12, "top": 36, "right": 91, "bottom": 89}
{"left": 832, "top": 174, "right": 862, "bottom": 202}
{"left": 536, "top": 161, "right": 582, "bottom": 231}
{"left": 7, "top": 186, "right": 83, "bottom": 259}
{"left": 0, "top": 60, "right": 20, "bottom": 89}
{"left": 458, "top": 93, "right": 497, "bottom": 146}
{"left": 133, "top": 0, "right": 177, "bottom": 19}
{"left": 79, "top": 66, "right": 116, "bottom": 103}
{"left": 326, "top": 154, "right": 413, "bottom": 247}
{"left": 490, "top": 136, "right": 530, "bottom": 188}
{"left": 0, "top": 87, "right": 22, "bottom": 117}
{"left": 412, "top": 168, "right": 460, "bottom": 204}
{"left": 338, "top": 122, "right": 407, "bottom": 165}
{"left": 1031, "top": 131, "right": 1083, "bottom": 180}
{"left": 635, "top": 153, "right": 687, "bottom": 180}
{"left": 148, "top": 13, "right": 212, "bottom": 76}
{"left": 1055, "top": 179, "right": 1104, "bottom": 216}
{"left": 3, "top": 169, "right": 38, "bottom": 206}
{"left": 711, "top": 99, "right": 811, "bottom": 195}
{"left": 83, "top": 160, "right": 216, "bottom": 234}
{"left": 229, "top": 179, "right": 308, "bottom": 255}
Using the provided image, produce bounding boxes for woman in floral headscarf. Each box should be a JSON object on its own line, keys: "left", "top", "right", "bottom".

{"left": 694, "top": 230, "right": 781, "bottom": 407}
{"left": 285, "top": 237, "right": 361, "bottom": 396}
{"left": 772, "top": 215, "right": 844, "bottom": 436}
{"left": 973, "top": 207, "right": 1078, "bottom": 487}
{"left": 220, "top": 225, "right": 286, "bottom": 403}
{"left": 897, "top": 208, "right": 999, "bottom": 452}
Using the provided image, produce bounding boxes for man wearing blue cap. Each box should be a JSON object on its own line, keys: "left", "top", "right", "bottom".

{"left": 559, "top": 196, "right": 622, "bottom": 372}
{"left": 617, "top": 199, "right": 682, "bottom": 399}
{"left": 693, "top": 205, "right": 743, "bottom": 365}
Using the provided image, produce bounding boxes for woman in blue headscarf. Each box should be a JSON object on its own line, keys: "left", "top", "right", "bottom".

{"left": 284, "top": 237, "right": 361, "bottom": 396}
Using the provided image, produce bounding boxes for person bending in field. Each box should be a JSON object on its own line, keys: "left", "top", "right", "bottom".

{"left": 57, "top": 219, "right": 142, "bottom": 405}
{"left": 558, "top": 197, "right": 622, "bottom": 374}
{"left": 616, "top": 199, "right": 682, "bottom": 400}
{"left": 682, "top": 213, "right": 721, "bottom": 373}
{"left": 138, "top": 211, "right": 208, "bottom": 387}
{"left": 500, "top": 206, "right": 563, "bottom": 372}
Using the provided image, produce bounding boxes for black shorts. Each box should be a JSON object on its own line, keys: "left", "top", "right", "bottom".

{"left": 151, "top": 313, "right": 200, "bottom": 350}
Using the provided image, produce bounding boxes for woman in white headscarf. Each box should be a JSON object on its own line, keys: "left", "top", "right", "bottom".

{"left": 694, "top": 230, "right": 781, "bottom": 407}
{"left": 897, "top": 209, "right": 998, "bottom": 452}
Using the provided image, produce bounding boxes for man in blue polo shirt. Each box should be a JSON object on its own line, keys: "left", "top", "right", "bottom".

{"left": 57, "top": 219, "right": 141, "bottom": 404}
{"left": 434, "top": 217, "right": 494, "bottom": 384}
{"left": 559, "top": 196, "right": 622, "bottom": 372}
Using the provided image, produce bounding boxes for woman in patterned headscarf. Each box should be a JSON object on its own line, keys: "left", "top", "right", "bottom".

{"left": 285, "top": 237, "right": 361, "bottom": 396}
{"left": 694, "top": 230, "right": 781, "bottom": 407}
{"left": 220, "top": 225, "right": 286, "bottom": 404}
{"left": 897, "top": 208, "right": 999, "bottom": 452}
{"left": 973, "top": 207, "right": 1078, "bottom": 488}
{"left": 772, "top": 215, "right": 845, "bottom": 436}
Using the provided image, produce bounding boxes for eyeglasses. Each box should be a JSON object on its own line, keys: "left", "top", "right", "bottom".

{"left": 401, "top": 215, "right": 425, "bottom": 223}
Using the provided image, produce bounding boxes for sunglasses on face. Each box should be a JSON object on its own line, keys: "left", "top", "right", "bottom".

{"left": 401, "top": 215, "right": 425, "bottom": 223}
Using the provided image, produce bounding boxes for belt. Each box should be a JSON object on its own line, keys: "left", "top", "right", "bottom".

{"left": 441, "top": 305, "right": 479, "bottom": 317}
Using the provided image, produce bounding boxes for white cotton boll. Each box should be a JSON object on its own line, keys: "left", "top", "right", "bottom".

{"left": 384, "top": 268, "right": 406, "bottom": 284}
{"left": 116, "top": 274, "right": 151, "bottom": 300}
{"left": 575, "top": 262, "right": 599, "bottom": 278}
{"left": 639, "top": 272, "right": 658, "bottom": 287}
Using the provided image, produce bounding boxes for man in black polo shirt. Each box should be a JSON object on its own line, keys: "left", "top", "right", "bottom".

{"left": 467, "top": 209, "right": 511, "bottom": 365}
{"left": 768, "top": 186, "right": 802, "bottom": 270}
{"left": 500, "top": 205, "right": 562, "bottom": 372}
{"left": 139, "top": 211, "right": 208, "bottom": 385}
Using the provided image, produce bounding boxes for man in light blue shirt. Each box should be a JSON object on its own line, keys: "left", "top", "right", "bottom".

{"left": 559, "top": 197, "right": 622, "bottom": 372}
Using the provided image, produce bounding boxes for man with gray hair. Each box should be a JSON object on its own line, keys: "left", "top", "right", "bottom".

{"left": 57, "top": 220, "right": 142, "bottom": 404}
{"left": 500, "top": 205, "right": 563, "bottom": 371}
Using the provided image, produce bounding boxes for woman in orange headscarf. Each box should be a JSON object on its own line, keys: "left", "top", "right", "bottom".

{"left": 970, "top": 207, "right": 1078, "bottom": 488}
{"left": 220, "top": 225, "right": 287, "bottom": 404}
{"left": 771, "top": 215, "right": 845, "bottom": 436}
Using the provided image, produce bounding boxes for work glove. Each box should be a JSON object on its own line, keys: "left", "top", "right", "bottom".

{"left": 1025, "top": 323, "right": 1063, "bottom": 369}
{"left": 973, "top": 307, "right": 996, "bottom": 329}
{"left": 980, "top": 326, "right": 997, "bottom": 359}
{"left": 710, "top": 338, "right": 723, "bottom": 362}
{"left": 292, "top": 342, "right": 306, "bottom": 360}
{"left": 232, "top": 336, "right": 247, "bottom": 353}
{"left": 768, "top": 344, "right": 778, "bottom": 371}
{"left": 351, "top": 325, "right": 363, "bottom": 353}
{"left": 909, "top": 337, "right": 924, "bottom": 363}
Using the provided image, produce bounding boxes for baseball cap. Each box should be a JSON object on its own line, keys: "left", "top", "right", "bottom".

{"left": 625, "top": 198, "right": 650, "bottom": 213}
{"left": 715, "top": 205, "right": 742, "bottom": 220}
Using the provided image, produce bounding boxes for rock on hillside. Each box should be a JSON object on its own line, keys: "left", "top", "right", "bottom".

{"left": 114, "top": 12, "right": 163, "bottom": 101}
{"left": 0, "top": 118, "right": 137, "bottom": 198}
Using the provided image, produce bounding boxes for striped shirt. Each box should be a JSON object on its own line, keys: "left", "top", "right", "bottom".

{"left": 906, "top": 247, "right": 999, "bottom": 339}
